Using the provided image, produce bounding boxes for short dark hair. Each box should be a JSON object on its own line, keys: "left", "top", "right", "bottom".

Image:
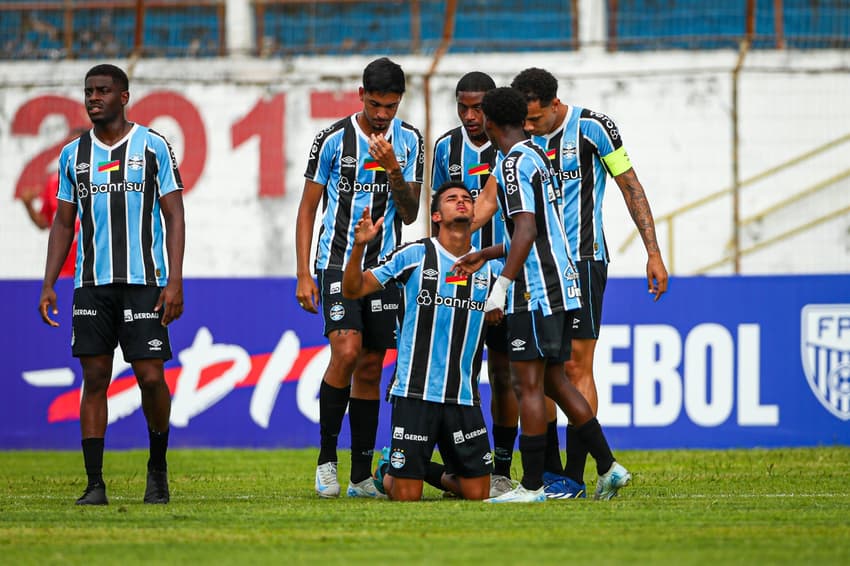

{"left": 85, "top": 64, "right": 129, "bottom": 91}
{"left": 455, "top": 71, "right": 496, "bottom": 96}
{"left": 431, "top": 181, "right": 472, "bottom": 213}
{"left": 511, "top": 67, "right": 558, "bottom": 106}
{"left": 363, "top": 57, "right": 405, "bottom": 95}
{"left": 481, "top": 87, "right": 527, "bottom": 128}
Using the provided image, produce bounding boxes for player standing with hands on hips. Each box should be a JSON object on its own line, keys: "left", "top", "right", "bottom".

{"left": 38, "top": 64, "right": 185, "bottom": 506}
{"left": 295, "top": 57, "right": 424, "bottom": 498}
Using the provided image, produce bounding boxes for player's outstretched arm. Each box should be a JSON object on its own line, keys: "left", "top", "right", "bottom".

{"left": 470, "top": 175, "right": 499, "bottom": 233}
{"left": 342, "top": 207, "right": 383, "bottom": 299}
{"left": 295, "top": 180, "right": 324, "bottom": 313}
{"left": 452, "top": 244, "right": 505, "bottom": 277}
{"left": 614, "top": 168, "right": 669, "bottom": 301}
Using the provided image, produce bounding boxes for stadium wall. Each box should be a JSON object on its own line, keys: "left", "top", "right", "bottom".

{"left": 2, "top": 49, "right": 849, "bottom": 279}
{"left": 2, "top": 50, "right": 848, "bottom": 450}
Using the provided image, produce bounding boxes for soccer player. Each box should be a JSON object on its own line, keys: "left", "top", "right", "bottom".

{"left": 38, "top": 64, "right": 185, "bottom": 505}
{"left": 342, "top": 182, "right": 499, "bottom": 501}
{"left": 460, "top": 87, "right": 629, "bottom": 502}
{"left": 511, "top": 68, "right": 667, "bottom": 495}
{"left": 295, "top": 57, "right": 424, "bottom": 498}
{"left": 431, "top": 72, "right": 515, "bottom": 497}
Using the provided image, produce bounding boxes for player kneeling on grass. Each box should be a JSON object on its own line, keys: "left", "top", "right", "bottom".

{"left": 342, "top": 182, "right": 501, "bottom": 501}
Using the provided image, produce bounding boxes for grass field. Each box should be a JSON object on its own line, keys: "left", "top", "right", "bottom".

{"left": 1, "top": 447, "right": 848, "bottom": 565}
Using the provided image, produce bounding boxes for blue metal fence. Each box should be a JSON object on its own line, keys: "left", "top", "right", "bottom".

{"left": 0, "top": 0, "right": 846, "bottom": 59}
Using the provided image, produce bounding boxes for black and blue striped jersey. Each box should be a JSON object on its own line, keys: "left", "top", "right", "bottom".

{"left": 57, "top": 125, "right": 183, "bottom": 288}
{"left": 532, "top": 106, "right": 632, "bottom": 263}
{"left": 370, "top": 237, "right": 502, "bottom": 406}
{"left": 305, "top": 115, "right": 424, "bottom": 271}
{"left": 493, "top": 140, "right": 581, "bottom": 316}
{"left": 431, "top": 126, "right": 505, "bottom": 250}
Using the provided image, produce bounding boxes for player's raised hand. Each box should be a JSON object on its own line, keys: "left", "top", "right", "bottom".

{"left": 354, "top": 207, "right": 384, "bottom": 246}
{"left": 368, "top": 133, "right": 400, "bottom": 172}
{"left": 38, "top": 286, "right": 60, "bottom": 327}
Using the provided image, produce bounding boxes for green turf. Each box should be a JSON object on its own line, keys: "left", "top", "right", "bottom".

{"left": 1, "top": 447, "right": 848, "bottom": 565}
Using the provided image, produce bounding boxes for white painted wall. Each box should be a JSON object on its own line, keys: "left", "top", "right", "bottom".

{"left": 2, "top": 49, "right": 849, "bottom": 280}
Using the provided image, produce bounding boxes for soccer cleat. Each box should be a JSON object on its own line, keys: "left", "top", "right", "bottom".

{"left": 485, "top": 484, "right": 546, "bottom": 503}
{"left": 371, "top": 447, "right": 390, "bottom": 495}
{"left": 315, "top": 461, "right": 340, "bottom": 498}
{"left": 594, "top": 461, "right": 632, "bottom": 501}
{"left": 489, "top": 474, "right": 515, "bottom": 498}
{"left": 144, "top": 470, "right": 170, "bottom": 504}
{"left": 347, "top": 477, "right": 386, "bottom": 498}
{"left": 542, "top": 471, "right": 586, "bottom": 499}
{"left": 76, "top": 482, "right": 108, "bottom": 506}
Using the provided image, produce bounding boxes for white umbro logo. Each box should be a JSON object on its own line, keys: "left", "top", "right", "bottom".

{"left": 75, "top": 163, "right": 90, "bottom": 174}
{"left": 341, "top": 156, "right": 357, "bottom": 167}
{"left": 449, "top": 164, "right": 462, "bottom": 174}
{"left": 423, "top": 268, "right": 438, "bottom": 281}
{"left": 148, "top": 339, "right": 163, "bottom": 351}
{"left": 510, "top": 339, "right": 526, "bottom": 351}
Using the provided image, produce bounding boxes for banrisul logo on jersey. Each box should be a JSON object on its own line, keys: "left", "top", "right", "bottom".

{"left": 800, "top": 304, "right": 850, "bottom": 421}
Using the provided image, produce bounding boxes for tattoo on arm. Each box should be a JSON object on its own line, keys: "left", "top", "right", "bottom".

{"left": 388, "top": 168, "right": 418, "bottom": 223}
{"left": 622, "top": 178, "right": 661, "bottom": 256}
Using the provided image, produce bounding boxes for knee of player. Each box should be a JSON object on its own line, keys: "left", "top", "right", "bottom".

{"left": 134, "top": 371, "right": 167, "bottom": 391}
{"left": 388, "top": 481, "right": 423, "bottom": 501}
{"left": 461, "top": 481, "right": 489, "bottom": 501}
{"left": 80, "top": 365, "right": 112, "bottom": 392}
{"left": 564, "top": 359, "right": 594, "bottom": 383}
{"left": 328, "top": 343, "right": 361, "bottom": 370}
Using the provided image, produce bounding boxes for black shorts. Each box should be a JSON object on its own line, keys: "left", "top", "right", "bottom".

{"left": 572, "top": 260, "right": 607, "bottom": 339}
{"left": 386, "top": 396, "right": 493, "bottom": 480}
{"left": 72, "top": 284, "right": 172, "bottom": 362}
{"left": 484, "top": 318, "right": 508, "bottom": 353}
{"left": 506, "top": 309, "right": 572, "bottom": 363}
{"left": 318, "top": 269, "right": 400, "bottom": 350}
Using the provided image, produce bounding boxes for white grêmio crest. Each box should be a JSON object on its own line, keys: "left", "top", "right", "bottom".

{"left": 800, "top": 304, "right": 850, "bottom": 421}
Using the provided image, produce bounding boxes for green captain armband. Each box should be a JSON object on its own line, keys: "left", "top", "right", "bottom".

{"left": 602, "top": 146, "right": 632, "bottom": 177}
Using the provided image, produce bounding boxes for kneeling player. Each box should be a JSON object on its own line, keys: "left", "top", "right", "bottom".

{"left": 343, "top": 182, "right": 501, "bottom": 501}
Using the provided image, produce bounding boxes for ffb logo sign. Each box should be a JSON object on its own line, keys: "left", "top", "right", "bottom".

{"left": 801, "top": 304, "right": 850, "bottom": 421}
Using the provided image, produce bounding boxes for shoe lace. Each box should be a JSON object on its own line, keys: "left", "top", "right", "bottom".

{"left": 318, "top": 463, "right": 338, "bottom": 485}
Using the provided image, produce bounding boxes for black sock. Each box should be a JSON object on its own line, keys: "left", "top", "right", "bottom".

{"left": 348, "top": 397, "right": 379, "bottom": 483}
{"left": 518, "top": 434, "right": 546, "bottom": 491}
{"left": 564, "top": 424, "right": 589, "bottom": 484}
{"left": 492, "top": 425, "right": 517, "bottom": 478}
{"left": 81, "top": 437, "right": 104, "bottom": 486}
{"left": 318, "top": 381, "right": 350, "bottom": 465}
{"left": 424, "top": 461, "right": 446, "bottom": 490}
{"left": 575, "top": 418, "right": 615, "bottom": 475}
{"left": 147, "top": 427, "right": 169, "bottom": 472}
{"left": 543, "top": 419, "right": 563, "bottom": 475}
